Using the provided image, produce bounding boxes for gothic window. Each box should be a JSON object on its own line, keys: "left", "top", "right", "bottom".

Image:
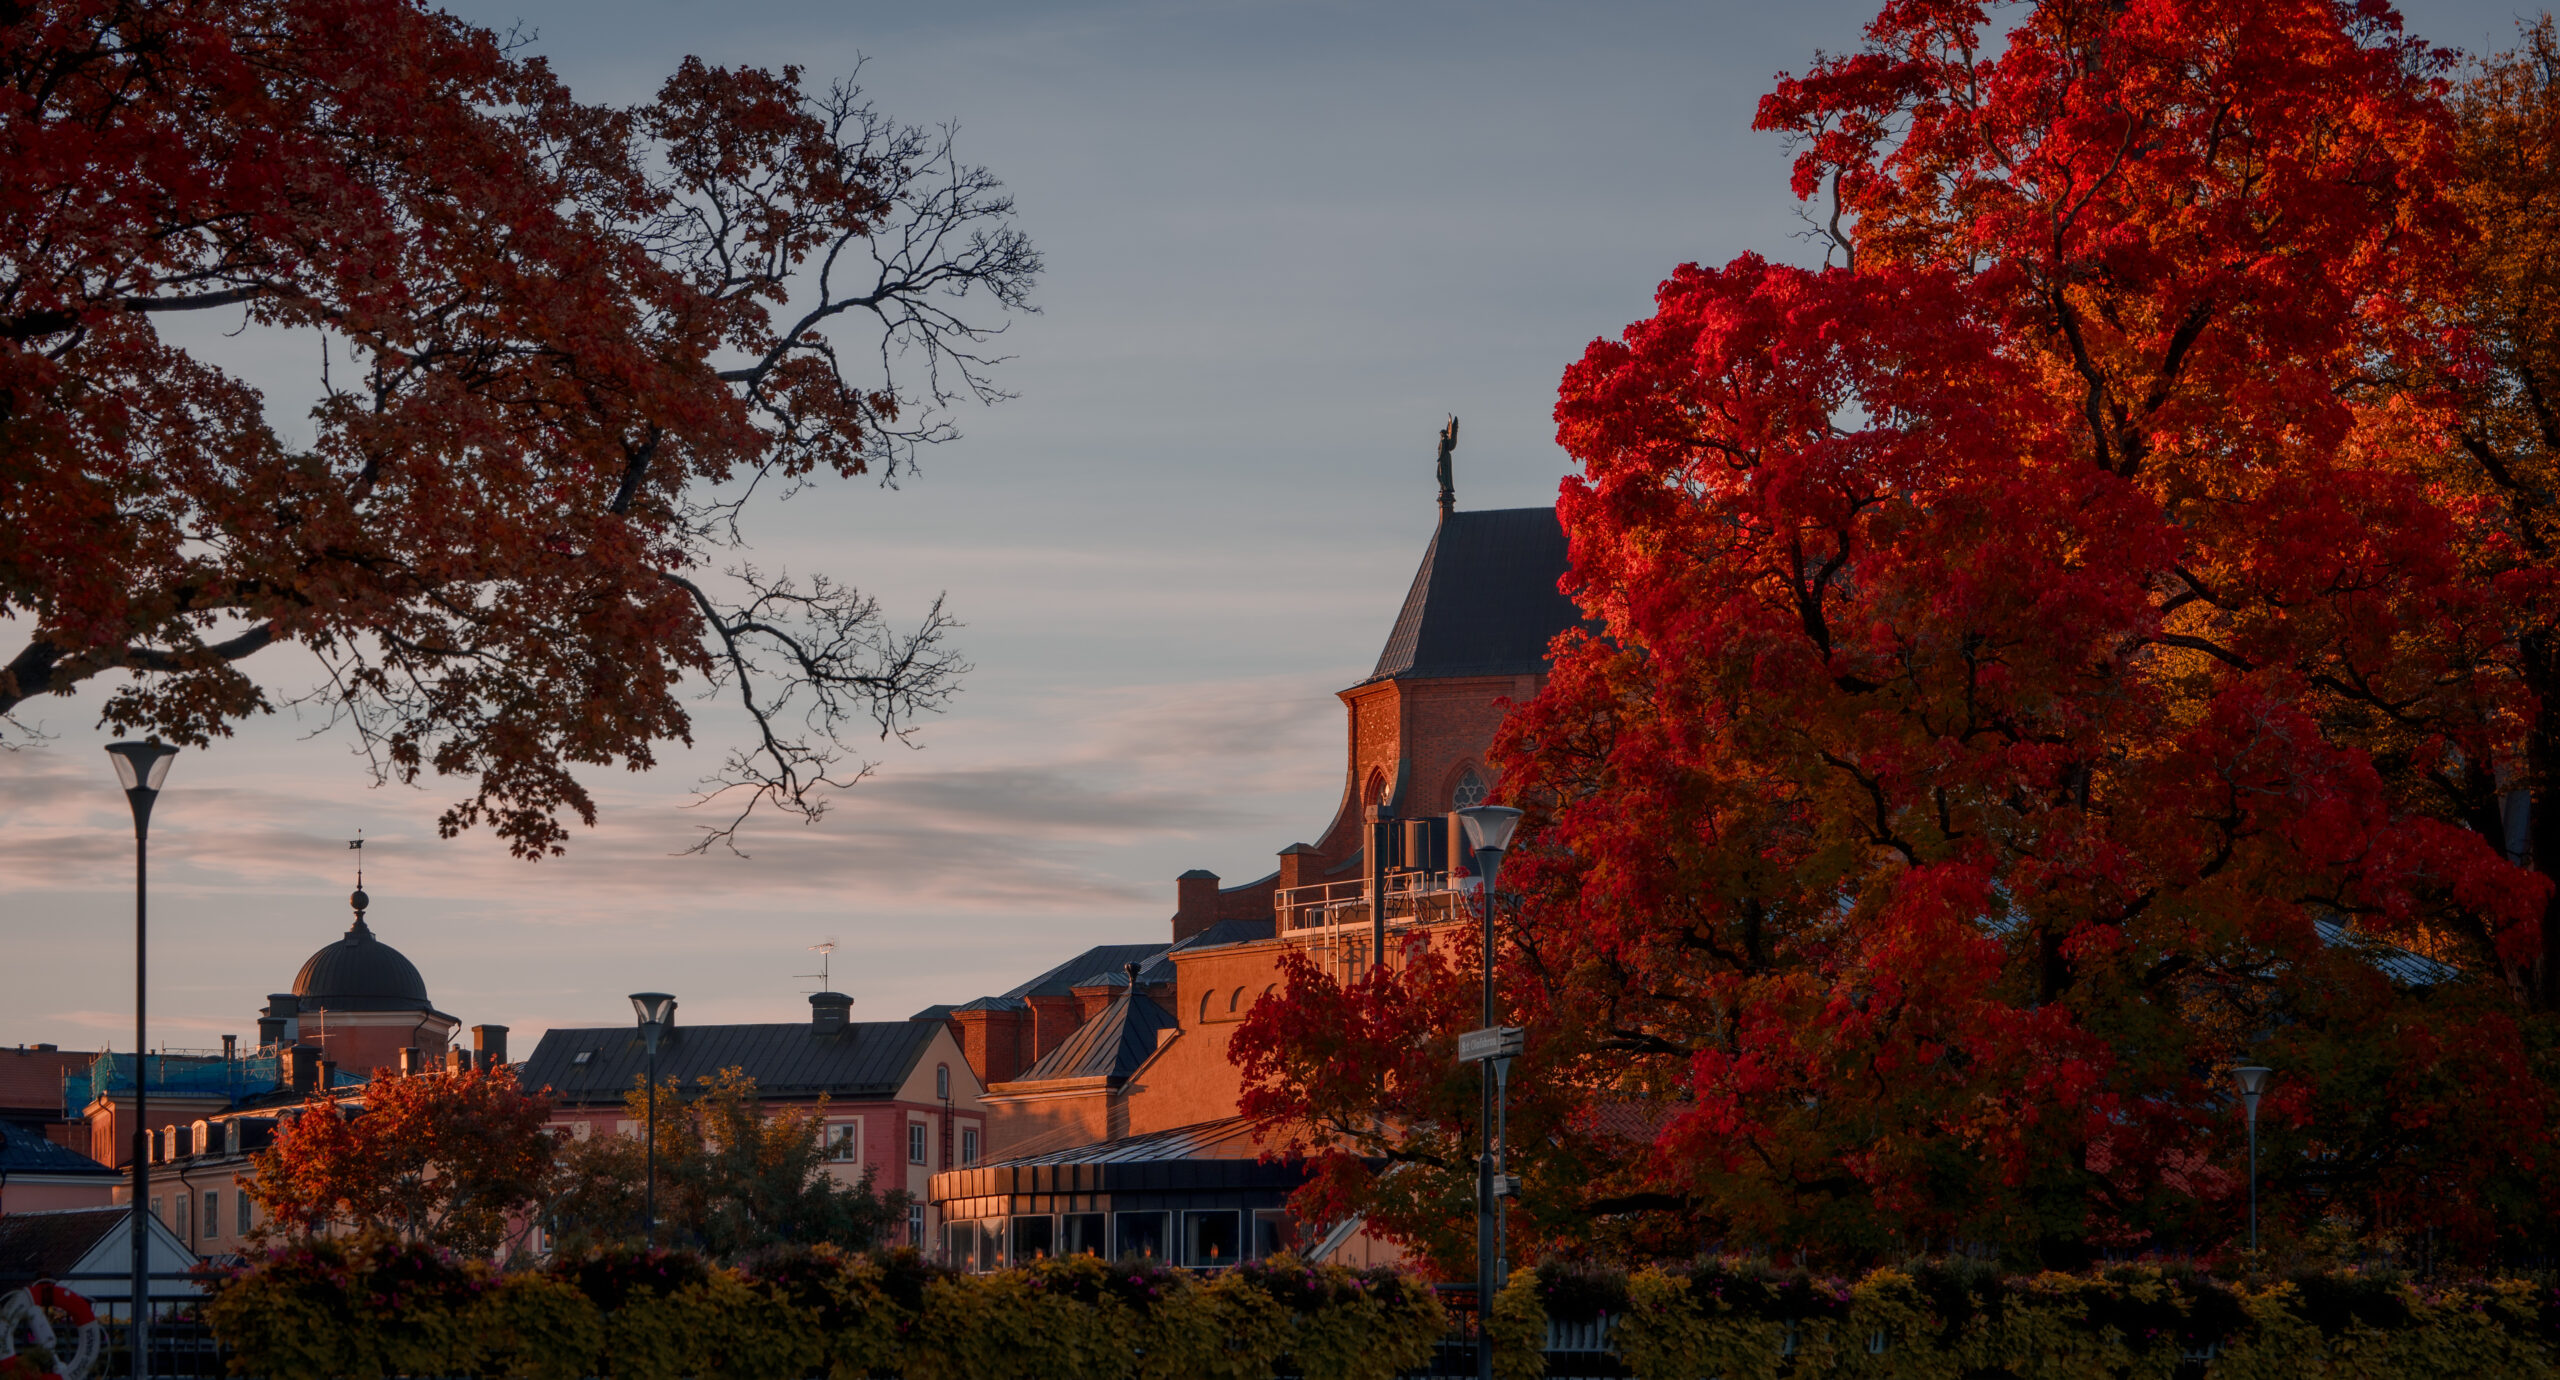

{"left": 1452, "top": 766, "right": 1488, "bottom": 809}
{"left": 1363, "top": 768, "right": 1388, "bottom": 805}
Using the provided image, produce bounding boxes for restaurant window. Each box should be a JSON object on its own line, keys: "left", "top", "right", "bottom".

{"left": 1113, "top": 1210, "right": 1169, "bottom": 1260}
{"left": 944, "top": 1222, "right": 978, "bottom": 1273}
{"left": 1061, "top": 1212, "right": 1108, "bottom": 1257}
{"left": 1183, "top": 1210, "right": 1241, "bottom": 1269}
{"left": 1011, "top": 1214, "right": 1055, "bottom": 1262}
{"left": 978, "top": 1220, "right": 1007, "bottom": 1272}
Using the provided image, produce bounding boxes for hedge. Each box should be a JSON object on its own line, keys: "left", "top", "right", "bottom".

{"left": 203, "top": 1241, "right": 2560, "bottom": 1379}
{"left": 1503, "top": 1257, "right": 2560, "bottom": 1380}
{"left": 202, "top": 1240, "right": 1444, "bottom": 1380}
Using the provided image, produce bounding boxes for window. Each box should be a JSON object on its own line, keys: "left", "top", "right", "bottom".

{"left": 936, "top": 1063, "right": 950, "bottom": 1099}
{"left": 1113, "top": 1210, "right": 1169, "bottom": 1260}
{"left": 204, "top": 1192, "right": 219, "bottom": 1240}
{"left": 1252, "top": 1210, "right": 1293, "bottom": 1260}
{"left": 175, "top": 1191, "right": 189, "bottom": 1240}
{"left": 978, "top": 1220, "right": 1007, "bottom": 1272}
{"left": 908, "top": 1122, "right": 927, "bottom": 1165}
{"left": 960, "top": 1127, "right": 979, "bottom": 1165}
{"left": 151, "top": 1196, "right": 163, "bottom": 1226}
{"left": 1011, "top": 1214, "right": 1055, "bottom": 1262}
{"left": 944, "top": 1222, "right": 978, "bottom": 1272}
{"left": 1228, "top": 986, "right": 1244, "bottom": 1013}
{"left": 1061, "top": 1212, "right": 1108, "bottom": 1257}
{"left": 907, "top": 1204, "right": 925, "bottom": 1247}
{"left": 825, "top": 1122, "right": 861, "bottom": 1162}
{"left": 571, "top": 1050, "right": 593, "bottom": 1065}
{"left": 570, "top": 1120, "right": 593, "bottom": 1142}
{"left": 1183, "top": 1210, "right": 1241, "bottom": 1268}
{"left": 1199, "top": 990, "right": 1214, "bottom": 1022}
{"left": 1453, "top": 767, "right": 1488, "bottom": 809}
{"left": 239, "top": 1193, "right": 253, "bottom": 1235}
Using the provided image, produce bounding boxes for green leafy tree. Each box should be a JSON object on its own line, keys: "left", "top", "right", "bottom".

{"left": 545, "top": 1067, "right": 907, "bottom": 1260}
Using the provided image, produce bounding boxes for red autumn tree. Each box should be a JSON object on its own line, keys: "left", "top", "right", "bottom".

{"left": 0, "top": 0, "right": 1035, "bottom": 853}
{"left": 246, "top": 1064, "right": 556, "bottom": 1256}
{"left": 1240, "top": 0, "right": 2560, "bottom": 1270}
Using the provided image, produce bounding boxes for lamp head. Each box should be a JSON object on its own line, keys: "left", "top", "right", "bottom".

{"left": 2232, "top": 1064, "right": 2273, "bottom": 1099}
{"left": 105, "top": 740, "right": 178, "bottom": 794}
{"left": 630, "top": 992, "right": 677, "bottom": 1028}
{"left": 1456, "top": 805, "right": 1524, "bottom": 855}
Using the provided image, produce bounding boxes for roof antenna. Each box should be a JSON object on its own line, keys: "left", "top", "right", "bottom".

{"left": 1435, "top": 415, "right": 1459, "bottom": 521}
{"left": 800, "top": 940, "right": 837, "bottom": 993}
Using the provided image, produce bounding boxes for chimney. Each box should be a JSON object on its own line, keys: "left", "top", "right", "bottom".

{"left": 261, "top": 995, "right": 300, "bottom": 1049}
{"left": 472, "top": 1024, "right": 509, "bottom": 1068}
{"left": 320, "top": 1060, "right": 337, "bottom": 1088}
{"left": 445, "top": 1048, "right": 471, "bottom": 1075}
{"left": 1173, "top": 869, "right": 1221, "bottom": 942}
{"left": 1276, "top": 844, "right": 1322, "bottom": 891}
{"left": 398, "top": 1047, "right": 423, "bottom": 1076}
{"left": 810, "top": 992, "right": 853, "bottom": 1036}
{"left": 288, "top": 1045, "right": 322, "bottom": 1092}
{"left": 221, "top": 1034, "right": 237, "bottom": 1063}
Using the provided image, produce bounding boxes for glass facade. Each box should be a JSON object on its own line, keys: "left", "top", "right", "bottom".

{"left": 1112, "top": 1210, "right": 1169, "bottom": 1261}
{"left": 1182, "top": 1210, "right": 1241, "bottom": 1268}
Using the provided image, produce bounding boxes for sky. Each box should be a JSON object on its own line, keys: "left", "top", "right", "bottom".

{"left": 0, "top": 0, "right": 2542, "bottom": 1056}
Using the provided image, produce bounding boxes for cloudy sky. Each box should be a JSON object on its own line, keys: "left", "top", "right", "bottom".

{"left": 0, "top": 0, "right": 2536, "bottom": 1054}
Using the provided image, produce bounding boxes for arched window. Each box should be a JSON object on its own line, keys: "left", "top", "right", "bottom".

{"left": 936, "top": 1064, "right": 950, "bottom": 1100}
{"left": 1200, "top": 990, "right": 1215, "bottom": 1023}
{"left": 1363, "top": 767, "right": 1388, "bottom": 806}
{"left": 1228, "top": 986, "right": 1245, "bottom": 1013}
{"left": 1452, "top": 766, "right": 1488, "bottom": 809}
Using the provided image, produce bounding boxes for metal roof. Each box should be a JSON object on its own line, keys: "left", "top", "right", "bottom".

{"left": 2312, "top": 917, "right": 2461, "bottom": 987}
{"left": 519, "top": 1019, "right": 941, "bottom": 1106}
{"left": 0, "top": 1119, "right": 113, "bottom": 1176}
{"left": 1365, "top": 507, "right": 1585, "bottom": 685}
{"left": 293, "top": 915, "right": 433, "bottom": 1013}
{"left": 927, "top": 1118, "right": 1300, "bottom": 1206}
{"left": 1009, "top": 990, "right": 1179, "bottom": 1085}
{"left": 999, "top": 943, "right": 1171, "bottom": 1001}
{"left": 987, "top": 1116, "right": 1269, "bottom": 1166}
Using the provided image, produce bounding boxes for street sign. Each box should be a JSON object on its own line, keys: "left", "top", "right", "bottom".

{"left": 1457, "top": 1026, "right": 1525, "bottom": 1063}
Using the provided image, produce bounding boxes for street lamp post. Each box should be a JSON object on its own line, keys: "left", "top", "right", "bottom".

{"left": 2232, "top": 1065, "right": 2272, "bottom": 1254}
{"left": 1457, "top": 804, "right": 1522, "bottom": 1380}
{"left": 106, "top": 740, "right": 177, "bottom": 1380}
{"left": 630, "top": 993, "right": 676, "bottom": 1248}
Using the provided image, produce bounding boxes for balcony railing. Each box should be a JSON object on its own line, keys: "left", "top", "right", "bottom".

{"left": 1274, "top": 870, "right": 1474, "bottom": 935}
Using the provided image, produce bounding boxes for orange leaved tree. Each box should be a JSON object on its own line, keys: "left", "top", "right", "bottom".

{"left": 1241, "top": 0, "right": 2560, "bottom": 1271}
{"left": 245, "top": 1064, "right": 556, "bottom": 1256}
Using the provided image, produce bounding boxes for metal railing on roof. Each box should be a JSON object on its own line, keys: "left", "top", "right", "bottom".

{"left": 1273, "top": 870, "right": 1472, "bottom": 935}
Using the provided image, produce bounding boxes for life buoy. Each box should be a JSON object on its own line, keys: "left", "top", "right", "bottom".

{"left": 0, "top": 1283, "right": 102, "bottom": 1380}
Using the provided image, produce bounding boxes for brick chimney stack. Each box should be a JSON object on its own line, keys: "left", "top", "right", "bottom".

{"left": 1173, "top": 869, "right": 1221, "bottom": 941}
{"left": 473, "top": 1024, "right": 509, "bottom": 1067}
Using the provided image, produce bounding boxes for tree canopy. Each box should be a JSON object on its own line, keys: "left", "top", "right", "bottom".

{"left": 0, "top": 0, "right": 1035, "bottom": 853}
{"left": 1240, "top": 0, "right": 2560, "bottom": 1273}
{"left": 246, "top": 1063, "right": 556, "bottom": 1255}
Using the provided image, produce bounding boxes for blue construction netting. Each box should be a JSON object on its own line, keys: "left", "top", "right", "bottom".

{"left": 57, "top": 1050, "right": 333, "bottom": 1116}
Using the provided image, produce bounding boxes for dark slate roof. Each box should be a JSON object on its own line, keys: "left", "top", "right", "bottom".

{"left": 1175, "top": 918, "right": 1273, "bottom": 950}
{"left": 0, "top": 1208, "right": 124, "bottom": 1280}
{"left": 1365, "top": 507, "right": 1585, "bottom": 684}
{"left": 520, "top": 1019, "right": 940, "bottom": 1106}
{"left": 293, "top": 915, "right": 433, "bottom": 1013}
{"left": 1009, "top": 991, "right": 1178, "bottom": 1085}
{"left": 999, "top": 943, "right": 1170, "bottom": 1001}
{"left": 952, "top": 996, "right": 1027, "bottom": 1013}
{"left": 0, "top": 1119, "right": 113, "bottom": 1176}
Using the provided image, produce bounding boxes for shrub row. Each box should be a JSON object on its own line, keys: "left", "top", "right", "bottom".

{"left": 1494, "top": 1258, "right": 2560, "bottom": 1380}
{"left": 201, "top": 1239, "right": 1445, "bottom": 1380}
